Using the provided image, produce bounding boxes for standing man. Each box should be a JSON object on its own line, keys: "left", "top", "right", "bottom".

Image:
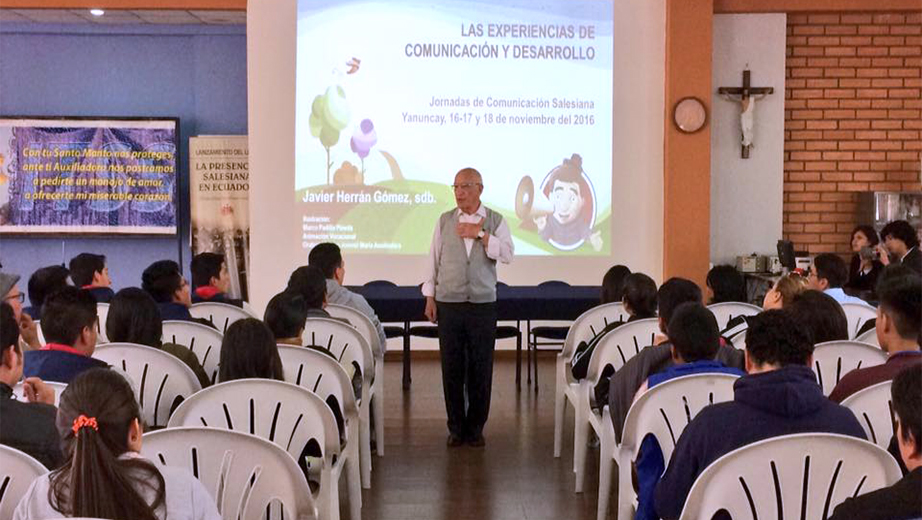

{"left": 423, "top": 167, "right": 514, "bottom": 447}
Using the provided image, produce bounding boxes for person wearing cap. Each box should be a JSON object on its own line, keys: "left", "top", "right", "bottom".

{"left": 0, "top": 271, "right": 42, "bottom": 350}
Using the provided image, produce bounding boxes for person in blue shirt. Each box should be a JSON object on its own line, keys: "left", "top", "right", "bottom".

{"left": 808, "top": 253, "right": 869, "bottom": 305}
{"left": 631, "top": 302, "right": 745, "bottom": 520}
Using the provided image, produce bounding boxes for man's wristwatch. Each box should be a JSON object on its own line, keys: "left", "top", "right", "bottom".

{"left": 476, "top": 230, "right": 485, "bottom": 240}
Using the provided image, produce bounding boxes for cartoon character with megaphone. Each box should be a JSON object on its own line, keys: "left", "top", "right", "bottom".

{"left": 515, "top": 153, "right": 602, "bottom": 252}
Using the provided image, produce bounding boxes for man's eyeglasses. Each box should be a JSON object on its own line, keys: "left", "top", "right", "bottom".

{"left": 452, "top": 182, "right": 481, "bottom": 191}
{"left": 4, "top": 293, "right": 24, "bottom": 304}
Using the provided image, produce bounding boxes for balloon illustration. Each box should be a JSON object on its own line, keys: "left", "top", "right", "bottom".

{"left": 349, "top": 119, "right": 377, "bottom": 175}
{"left": 310, "top": 85, "right": 351, "bottom": 184}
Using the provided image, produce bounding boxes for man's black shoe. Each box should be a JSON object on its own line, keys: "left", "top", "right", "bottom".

{"left": 447, "top": 433, "right": 465, "bottom": 447}
{"left": 468, "top": 434, "right": 485, "bottom": 447}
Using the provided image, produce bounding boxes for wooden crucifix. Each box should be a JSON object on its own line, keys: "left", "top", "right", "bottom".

{"left": 718, "top": 69, "right": 774, "bottom": 159}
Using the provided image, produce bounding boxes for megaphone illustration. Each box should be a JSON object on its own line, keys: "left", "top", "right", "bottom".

{"left": 515, "top": 175, "right": 553, "bottom": 230}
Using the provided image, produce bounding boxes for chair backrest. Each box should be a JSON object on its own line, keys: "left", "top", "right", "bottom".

{"left": 706, "top": 302, "right": 762, "bottom": 331}
{"left": 34, "top": 320, "right": 46, "bottom": 345}
{"left": 96, "top": 302, "right": 110, "bottom": 344}
{"left": 12, "top": 380, "right": 68, "bottom": 406}
{"left": 840, "top": 301, "right": 878, "bottom": 339}
{"left": 277, "top": 345, "right": 359, "bottom": 422}
{"left": 94, "top": 342, "right": 203, "bottom": 427}
{"left": 841, "top": 380, "right": 895, "bottom": 448}
{"left": 142, "top": 427, "right": 318, "bottom": 520}
{"left": 168, "top": 379, "right": 340, "bottom": 474}
{"left": 326, "top": 303, "right": 383, "bottom": 359}
{"left": 301, "top": 318, "right": 373, "bottom": 398}
{"left": 189, "top": 302, "right": 255, "bottom": 334}
{"left": 162, "top": 320, "right": 224, "bottom": 385}
{"left": 729, "top": 329, "right": 747, "bottom": 350}
{"left": 855, "top": 327, "right": 879, "bottom": 347}
{"left": 585, "top": 317, "right": 661, "bottom": 386}
{"left": 561, "top": 302, "right": 630, "bottom": 360}
{"left": 677, "top": 433, "right": 902, "bottom": 520}
{"left": 813, "top": 340, "right": 888, "bottom": 396}
{"left": 0, "top": 444, "right": 47, "bottom": 520}
{"left": 621, "top": 373, "right": 740, "bottom": 463}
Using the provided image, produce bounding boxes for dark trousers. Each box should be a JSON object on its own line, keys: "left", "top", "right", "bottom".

{"left": 437, "top": 301, "right": 497, "bottom": 438}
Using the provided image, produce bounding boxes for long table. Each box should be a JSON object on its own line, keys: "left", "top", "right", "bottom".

{"left": 348, "top": 284, "right": 602, "bottom": 388}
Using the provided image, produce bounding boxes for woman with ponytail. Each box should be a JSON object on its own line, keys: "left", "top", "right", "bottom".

{"left": 13, "top": 368, "right": 220, "bottom": 520}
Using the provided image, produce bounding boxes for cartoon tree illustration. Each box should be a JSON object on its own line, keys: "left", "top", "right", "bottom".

{"left": 349, "top": 119, "right": 378, "bottom": 175}
{"left": 309, "top": 85, "right": 351, "bottom": 185}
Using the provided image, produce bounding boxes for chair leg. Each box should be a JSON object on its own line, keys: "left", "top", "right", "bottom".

{"left": 372, "top": 385, "right": 385, "bottom": 457}
{"left": 553, "top": 389, "right": 566, "bottom": 458}
{"left": 402, "top": 322, "right": 411, "bottom": 389}
{"left": 533, "top": 338, "right": 540, "bottom": 392}
{"left": 324, "top": 467, "right": 341, "bottom": 520}
{"left": 346, "top": 433, "right": 363, "bottom": 520}
{"left": 526, "top": 322, "right": 533, "bottom": 384}
{"left": 574, "top": 408, "right": 589, "bottom": 493}
{"left": 597, "top": 411, "right": 615, "bottom": 520}
{"left": 515, "top": 322, "right": 522, "bottom": 389}
{"left": 616, "top": 448, "right": 635, "bottom": 520}
{"left": 359, "top": 402, "right": 372, "bottom": 488}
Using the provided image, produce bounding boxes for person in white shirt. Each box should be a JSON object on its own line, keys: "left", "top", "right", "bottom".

{"left": 423, "top": 167, "right": 514, "bottom": 447}
{"left": 14, "top": 368, "right": 220, "bottom": 520}
{"left": 807, "top": 253, "right": 868, "bottom": 305}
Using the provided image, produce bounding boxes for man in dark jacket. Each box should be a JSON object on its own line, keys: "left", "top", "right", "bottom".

{"left": 69, "top": 252, "right": 115, "bottom": 303}
{"left": 190, "top": 252, "right": 243, "bottom": 307}
{"left": 142, "top": 260, "right": 214, "bottom": 328}
{"left": 653, "top": 310, "right": 867, "bottom": 520}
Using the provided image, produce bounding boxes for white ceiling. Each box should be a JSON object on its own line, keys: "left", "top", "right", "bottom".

{"left": 0, "top": 9, "right": 245, "bottom": 25}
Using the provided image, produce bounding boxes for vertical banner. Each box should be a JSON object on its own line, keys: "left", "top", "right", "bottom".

{"left": 189, "top": 136, "right": 250, "bottom": 300}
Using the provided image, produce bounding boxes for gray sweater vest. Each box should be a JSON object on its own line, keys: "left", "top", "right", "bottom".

{"left": 435, "top": 207, "right": 504, "bottom": 303}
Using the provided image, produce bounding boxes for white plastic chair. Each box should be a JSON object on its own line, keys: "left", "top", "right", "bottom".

{"left": 33, "top": 320, "right": 46, "bottom": 345}
{"left": 813, "top": 340, "right": 888, "bottom": 396}
{"left": 841, "top": 380, "right": 895, "bottom": 448}
{"left": 840, "top": 301, "right": 878, "bottom": 339}
{"left": 189, "top": 301, "right": 256, "bottom": 333}
{"left": 94, "top": 342, "right": 202, "bottom": 427}
{"left": 96, "top": 302, "right": 110, "bottom": 344}
{"left": 554, "top": 302, "right": 630, "bottom": 459}
{"left": 599, "top": 373, "right": 740, "bottom": 520}
{"left": 12, "top": 380, "right": 67, "bottom": 406}
{"left": 162, "top": 320, "right": 224, "bottom": 385}
{"left": 706, "top": 302, "right": 762, "bottom": 331}
{"left": 168, "top": 379, "right": 357, "bottom": 520}
{"left": 677, "top": 433, "right": 902, "bottom": 520}
{"left": 729, "top": 329, "right": 747, "bottom": 350}
{"left": 326, "top": 303, "right": 386, "bottom": 457}
{"left": 574, "top": 317, "right": 660, "bottom": 492}
{"left": 855, "top": 327, "right": 880, "bottom": 347}
{"left": 302, "top": 317, "right": 374, "bottom": 489}
{"left": 142, "top": 427, "right": 318, "bottom": 520}
{"left": 0, "top": 445, "right": 47, "bottom": 520}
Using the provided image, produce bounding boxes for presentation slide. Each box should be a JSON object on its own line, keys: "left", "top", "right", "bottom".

{"left": 295, "top": 0, "right": 613, "bottom": 256}
{"left": 0, "top": 118, "right": 178, "bottom": 234}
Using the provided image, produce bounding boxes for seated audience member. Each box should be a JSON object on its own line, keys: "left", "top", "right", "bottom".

{"left": 571, "top": 271, "right": 655, "bottom": 380}
{"left": 722, "top": 272, "right": 810, "bottom": 342}
{"left": 829, "top": 364, "right": 922, "bottom": 520}
{"left": 24, "top": 265, "right": 70, "bottom": 320}
{"left": 608, "top": 278, "right": 745, "bottom": 443}
{"left": 600, "top": 264, "right": 632, "bottom": 304}
{"left": 190, "top": 252, "right": 243, "bottom": 307}
{"left": 705, "top": 264, "right": 747, "bottom": 304}
{"left": 0, "top": 303, "right": 62, "bottom": 469}
{"left": 106, "top": 288, "right": 210, "bottom": 388}
{"left": 789, "top": 290, "right": 849, "bottom": 344}
{"left": 878, "top": 219, "right": 922, "bottom": 275}
{"left": 218, "top": 318, "right": 284, "bottom": 383}
{"left": 264, "top": 290, "right": 310, "bottom": 347}
{"left": 808, "top": 253, "right": 868, "bottom": 305}
{"left": 653, "top": 310, "right": 867, "bottom": 520}
{"left": 308, "top": 243, "right": 386, "bottom": 356}
{"left": 845, "top": 225, "right": 884, "bottom": 295}
{"left": 12, "top": 368, "right": 220, "bottom": 520}
{"left": 141, "top": 260, "right": 213, "bottom": 327}
{"left": 0, "top": 271, "right": 41, "bottom": 350}
{"left": 23, "top": 287, "right": 107, "bottom": 383}
{"left": 69, "top": 253, "right": 115, "bottom": 303}
{"left": 286, "top": 265, "right": 350, "bottom": 324}
{"left": 632, "top": 303, "right": 745, "bottom": 520}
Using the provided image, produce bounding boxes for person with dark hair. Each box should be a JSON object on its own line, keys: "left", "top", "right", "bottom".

{"left": 808, "top": 253, "right": 868, "bottom": 305}
{"left": 308, "top": 242, "right": 387, "bottom": 357}
{"left": 141, "top": 260, "right": 212, "bottom": 327}
{"left": 218, "top": 318, "right": 285, "bottom": 383}
{"left": 264, "top": 290, "right": 309, "bottom": 346}
{"left": 0, "top": 271, "right": 41, "bottom": 350}
{"left": 12, "top": 368, "right": 220, "bottom": 520}
{"left": 286, "top": 265, "right": 349, "bottom": 323}
{"left": 788, "top": 290, "right": 849, "bottom": 344}
{"left": 631, "top": 303, "right": 744, "bottom": 520}
{"left": 23, "top": 287, "right": 107, "bottom": 383}
{"left": 190, "top": 252, "right": 243, "bottom": 307}
{"left": 600, "top": 265, "right": 631, "bottom": 304}
{"left": 607, "top": 278, "right": 745, "bottom": 444}
{"left": 106, "top": 288, "right": 210, "bottom": 388}
{"left": 705, "top": 264, "right": 747, "bottom": 304}
{"left": 654, "top": 310, "right": 866, "bottom": 520}
{"left": 845, "top": 225, "right": 883, "bottom": 295}
{"left": 878, "top": 219, "right": 922, "bottom": 275}
{"left": 0, "top": 302, "right": 62, "bottom": 469}
{"left": 829, "top": 363, "right": 922, "bottom": 520}
{"left": 68, "top": 253, "right": 114, "bottom": 303}
{"left": 24, "top": 265, "right": 70, "bottom": 320}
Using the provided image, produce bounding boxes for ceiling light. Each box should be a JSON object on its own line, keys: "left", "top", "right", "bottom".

{"left": 89, "top": 9, "right": 105, "bottom": 16}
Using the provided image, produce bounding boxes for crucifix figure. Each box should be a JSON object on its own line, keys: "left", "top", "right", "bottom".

{"left": 718, "top": 69, "right": 774, "bottom": 158}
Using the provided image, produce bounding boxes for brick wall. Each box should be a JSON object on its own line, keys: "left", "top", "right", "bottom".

{"left": 784, "top": 12, "right": 921, "bottom": 254}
